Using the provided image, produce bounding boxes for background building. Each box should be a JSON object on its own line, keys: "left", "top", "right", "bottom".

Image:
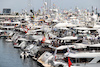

{"left": 3, "top": 8, "right": 11, "bottom": 15}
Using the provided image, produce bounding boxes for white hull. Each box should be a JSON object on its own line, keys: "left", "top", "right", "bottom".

{"left": 6, "top": 39, "right": 12, "bottom": 42}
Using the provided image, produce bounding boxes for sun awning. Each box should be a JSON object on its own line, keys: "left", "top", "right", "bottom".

{"left": 58, "top": 36, "right": 77, "bottom": 40}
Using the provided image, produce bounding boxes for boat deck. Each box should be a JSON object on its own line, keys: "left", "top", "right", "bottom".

{"left": 37, "top": 59, "right": 52, "bottom": 67}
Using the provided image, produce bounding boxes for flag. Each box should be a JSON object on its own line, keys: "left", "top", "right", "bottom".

{"left": 14, "top": 43, "right": 17, "bottom": 45}
{"left": 21, "top": 25, "right": 23, "bottom": 28}
{"left": 41, "top": 6, "right": 42, "bottom": 8}
{"left": 14, "top": 24, "right": 17, "bottom": 27}
{"left": 55, "top": 55, "right": 56, "bottom": 61}
{"left": 21, "top": 26, "right": 28, "bottom": 33}
{"left": 68, "top": 57, "right": 72, "bottom": 67}
{"left": 54, "top": 49, "right": 57, "bottom": 61}
{"left": 67, "top": 47, "right": 70, "bottom": 55}
{"left": 25, "top": 30, "right": 27, "bottom": 33}
{"left": 42, "top": 36, "right": 46, "bottom": 43}
{"left": 26, "top": 26, "right": 29, "bottom": 30}
{"left": 24, "top": 28, "right": 29, "bottom": 33}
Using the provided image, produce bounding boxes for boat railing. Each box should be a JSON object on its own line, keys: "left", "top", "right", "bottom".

{"left": 72, "top": 50, "right": 100, "bottom": 53}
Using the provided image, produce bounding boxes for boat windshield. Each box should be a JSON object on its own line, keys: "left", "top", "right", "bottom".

{"left": 64, "top": 57, "right": 93, "bottom": 63}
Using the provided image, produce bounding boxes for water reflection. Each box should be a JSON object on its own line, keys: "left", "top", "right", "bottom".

{"left": 0, "top": 39, "right": 39, "bottom": 67}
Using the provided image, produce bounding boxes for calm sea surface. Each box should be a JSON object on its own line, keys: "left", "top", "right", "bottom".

{"left": 0, "top": 38, "right": 40, "bottom": 67}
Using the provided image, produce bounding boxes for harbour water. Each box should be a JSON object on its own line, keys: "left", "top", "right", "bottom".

{"left": 0, "top": 38, "right": 40, "bottom": 67}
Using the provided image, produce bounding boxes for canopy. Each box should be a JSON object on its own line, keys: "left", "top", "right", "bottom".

{"left": 48, "top": 33, "right": 57, "bottom": 38}
{"left": 56, "top": 45, "right": 74, "bottom": 50}
{"left": 45, "top": 40, "right": 51, "bottom": 44}
{"left": 2, "top": 26, "right": 15, "bottom": 28}
{"left": 64, "top": 52, "right": 100, "bottom": 58}
{"left": 74, "top": 27, "right": 97, "bottom": 30}
{"left": 0, "top": 30, "right": 6, "bottom": 32}
{"left": 88, "top": 44, "right": 100, "bottom": 47}
{"left": 0, "top": 21, "right": 20, "bottom": 24}
{"left": 18, "top": 38, "right": 27, "bottom": 41}
{"left": 54, "top": 23, "right": 67, "bottom": 28}
{"left": 52, "top": 19, "right": 59, "bottom": 22}
{"left": 73, "top": 43, "right": 88, "bottom": 49}
{"left": 32, "top": 35, "right": 43, "bottom": 40}
{"left": 58, "top": 36, "right": 77, "bottom": 40}
{"left": 74, "top": 27, "right": 88, "bottom": 30}
{"left": 58, "top": 27, "right": 69, "bottom": 30}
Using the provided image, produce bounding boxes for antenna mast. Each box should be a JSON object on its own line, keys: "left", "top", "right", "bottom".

{"left": 28, "top": 0, "right": 32, "bottom": 12}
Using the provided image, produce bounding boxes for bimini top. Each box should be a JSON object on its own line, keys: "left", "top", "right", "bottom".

{"left": 1, "top": 26, "right": 15, "bottom": 29}
{"left": 18, "top": 38, "right": 28, "bottom": 41}
{"left": 64, "top": 52, "right": 100, "bottom": 58}
{"left": 0, "top": 30, "right": 6, "bottom": 32}
{"left": 45, "top": 40, "right": 52, "bottom": 44}
{"left": 74, "top": 27, "right": 97, "bottom": 30}
{"left": 54, "top": 23, "right": 67, "bottom": 28}
{"left": 52, "top": 19, "right": 59, "bottom": 22}
{"left": 88, "top": 44, "right": 100, "bottom": 47}
{"left": 58, "top": 36, "right": 77, "bottom": 40}
{"left": 73, "top": 43, "right": 88, "bottom": 49}
{"left": 0, "top": 21, "right": 20, "bottom": 24}
{"left": 56, "top": 45, "right": 74, "bottom": 50}
{"left": 58, "top": 27, "right": 69, "bottom": 30}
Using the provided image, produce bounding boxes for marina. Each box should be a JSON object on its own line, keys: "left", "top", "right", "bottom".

{"left": 0, "top": 0, "right": 100, "bottom": 67}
